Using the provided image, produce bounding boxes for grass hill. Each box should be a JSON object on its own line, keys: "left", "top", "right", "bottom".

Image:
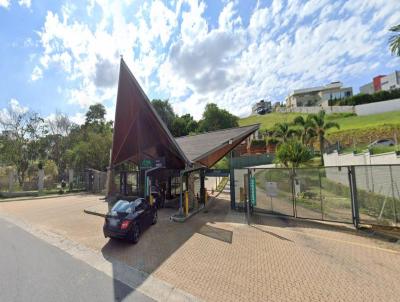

{"left": 239, "top": 110, "right": 400, "bottom": 147}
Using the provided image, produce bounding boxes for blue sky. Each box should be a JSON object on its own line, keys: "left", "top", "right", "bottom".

{"left": 0, "top": 0, "right": 399, "bottom": 123}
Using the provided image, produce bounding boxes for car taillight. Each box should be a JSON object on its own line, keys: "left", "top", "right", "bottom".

{"left": 121, "top": 220, "right": 131, "bottom": 230}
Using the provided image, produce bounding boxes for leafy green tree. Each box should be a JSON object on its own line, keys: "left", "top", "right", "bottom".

{"left": 66, "top": 129, "right": 112, "bottom": 171}
{"left": 272, "top": 122, "right": 298, "bottom": 142}
{"left": 0, "top": 107, "right": 46, "bottom": 186}
{"left": 293, "top": 115, "right": 316, "bottom": 145}
{"left": 151, "top": 99, "right": 176, "bottom": 130}
{"left": 171, "top": 114, "right": 198, "bottom": 137}
{"left": 389, "top": 24, "right": 400, "bottom": 56}
{"left": 44, "top": 112, "right": 74, "bottom": 175}
{"left": 85, "top": 103, "right": 106, "bottom": 125}
{"left": 309, "top": 110, "right": 340, "bottom": 165}
{"left": 275, "top": 139, "right": 313, "bottom": 168}
{"left": 198, "top": 103, "right": 239, "bottom": 132}
{"left": 180, "top": 114, "right": 198, "bottom": 134}
{"left": 65, "top": 105, "right": 113, "bottom": 172}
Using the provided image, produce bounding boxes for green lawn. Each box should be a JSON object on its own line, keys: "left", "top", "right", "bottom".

{"left": 326, "top": 110, "right": 400, "bottom": 133}
{"left": 239, "top": 112, "right": 306, "bottom": 131}
{"left": 240, "top": 110, "right": 400, "bottom": 134}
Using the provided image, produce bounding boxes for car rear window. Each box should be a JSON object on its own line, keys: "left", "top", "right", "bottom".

{"left": 111, "top": 199, "right": 142, "bottom": 213}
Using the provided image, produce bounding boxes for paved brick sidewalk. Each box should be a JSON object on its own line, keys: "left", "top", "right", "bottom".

{"left": 1, "top": 194, "right": 400, "bottom": 301}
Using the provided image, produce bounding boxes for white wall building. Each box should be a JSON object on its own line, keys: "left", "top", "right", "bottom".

{"left": 285, "top": 82, "right": 353, "bottom": 108}
{"left": 381, "top": 71, "right": 400, "bottom": 91}
{"left": 359, "top": 70, "right": 400, "bottom": 94}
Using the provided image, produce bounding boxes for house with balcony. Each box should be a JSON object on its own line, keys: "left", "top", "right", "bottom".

{"left": 285, "top": 82, "right": 353, "bottom": 108}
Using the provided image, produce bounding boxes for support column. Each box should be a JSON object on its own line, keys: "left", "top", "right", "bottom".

{"left": 229, "top": 151, "right": 235, "bottom": 209}
{"left": 69, "top": 169, "right": 74, "bottom": 191}
{"left": 38, "top": 169, "right": 44, "bottom": 193}
{"left": 188, "top": 172, "right": 196, "bottom": 209}
{"left": 167, "top": 177, "right": 172, "bottom": 199}
{"left": 200, "top": 169, "right": 205, "bottom": 205}
{"left": 8, "top": 170, "right": 14, "bottom": 193}
{"left": 179, "top": 174, "right": 183, "bottom": 215}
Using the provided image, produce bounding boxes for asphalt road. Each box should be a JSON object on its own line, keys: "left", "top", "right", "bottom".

{"left": 0, "top": 217, "right": 154, "bottom": 302}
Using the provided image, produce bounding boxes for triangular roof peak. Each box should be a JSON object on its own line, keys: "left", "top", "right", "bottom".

{"left": 111, "top": 59, "right": 190, "bottom": 169}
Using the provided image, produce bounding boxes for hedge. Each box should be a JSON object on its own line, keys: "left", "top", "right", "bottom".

{"left": 335, "top": 88, "right": 400, "bottom": 106}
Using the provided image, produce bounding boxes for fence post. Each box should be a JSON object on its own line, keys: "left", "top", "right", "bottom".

{"left": 68, "top": 169, "right": 74, "bottom": 191}
{"left": 348, "top": 166, "right": 360, "bottom": 228}
{"left": 319, "top": 168, "right": 324, "bottom": 220}
{"left": 246, "top": 168, "right": 252, "bottom": 225}
{"left": 8, "top": 170, "right": 14, "bottom": 193}
{"left": 291, "top": 168, "right": 297, "bottom": 218}
{"left": 389, "top": 166, "right": 398, "bottom": 224}
{"left": 38, "top": 169, "right": 44, "bottom": 193}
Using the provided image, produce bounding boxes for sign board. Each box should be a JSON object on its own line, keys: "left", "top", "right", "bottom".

{"left": 249, "top": 176, "right": 256, "bottom": 206}
{"left": 265, "top": 182, "right": 278, "bottom": 197}
{"left": 154, "top": 157, "right": 165, "bottom": 168}
{"left": 140, "top": 159, "right": 154, "bottom": 169}
{"left": 204, "top": 169, "right": 230, "bottom": 177}
{"left": 140, "top": 157, "right": 165, "bottom": 169}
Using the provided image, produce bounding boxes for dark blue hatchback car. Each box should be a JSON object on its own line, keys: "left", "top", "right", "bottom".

{"left": 103, "top": 198, "right": 157, "bottom": 244}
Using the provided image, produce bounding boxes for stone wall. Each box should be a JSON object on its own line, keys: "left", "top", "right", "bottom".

{"left": 354, "top": 98, "right": 400, "bottom": 116}
{"left": 323, "top": 151, "right": 400, "bottom": 198}
{"left": 274, "top": 98, "right": 400, "bottom": 116}
{"left": 324, "top": 150, "right": 400, "bottom": 166}
{"left": 276, "top": 106, "right": 354, "bottom": 114}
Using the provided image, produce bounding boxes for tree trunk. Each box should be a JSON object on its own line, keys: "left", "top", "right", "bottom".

{"left": 319, "top": 135, "right": 325, "bottom": 166}
{"left": 17, "top": 170, "right": 24, "bottom": 188}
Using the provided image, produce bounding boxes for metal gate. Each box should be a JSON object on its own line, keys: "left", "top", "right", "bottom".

{"left": 240, "top": 165, "right": 400, "bottom": 228}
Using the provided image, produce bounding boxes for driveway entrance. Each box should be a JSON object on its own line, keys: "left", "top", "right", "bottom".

{"left": 1, "top": 194, "right": 400, "bottom": 302}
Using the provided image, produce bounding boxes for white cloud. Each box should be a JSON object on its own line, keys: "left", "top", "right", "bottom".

{"left": 70, "top": 112, "right": 85, "bottom": 125}
{"left": 18, "top": 0, "right": 31, "bottom": 8}
{"left": 158, "top": 0, "right": 400, "bottom": 118}
{"left": 0, "top": 0, "right": 10, "bottom": 8}
{"left": 0, "top": 99, "right": 29, "bottom": 125}
{"left": 0, "top": 0, "right": 32, "bottom": 8}
{"left": 149, "top": 0, "right": 177, "bottom": 45}
{"left": 9, "top": 98, "right": 28, "bottom": 114}
{"left": 31, "top": 66, "right": 42, "bottom": 81}
{"left": 32, "top": 0, "right": 400, "bottom": 120}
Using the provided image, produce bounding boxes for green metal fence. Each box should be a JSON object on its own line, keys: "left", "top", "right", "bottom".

{"left": 243, "top": 165, "right": 400, "bottom": 227}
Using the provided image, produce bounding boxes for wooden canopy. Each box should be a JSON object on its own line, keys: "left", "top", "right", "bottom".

{"left": 111, "top": 59, "right": 259, "bottom": 170}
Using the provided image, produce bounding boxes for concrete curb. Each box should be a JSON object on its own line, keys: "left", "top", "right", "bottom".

{"left": 0, "top": 213, "right": 202, "bottom": 302}
{"left": 171, "top": 195, "right": 217, "bottom": 223}
{"left": 0, "top": 192, "right": 87, "bottom": 203}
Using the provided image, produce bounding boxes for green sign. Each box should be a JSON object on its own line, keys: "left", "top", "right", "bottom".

{"left": 250, "top": 176, "right": 256, "bottom": 206}
{"left": 140, "top": 159, "right": 154, "bottom": 169}
{"left": 140, "top": 158, "right": 165, "bottom": 169}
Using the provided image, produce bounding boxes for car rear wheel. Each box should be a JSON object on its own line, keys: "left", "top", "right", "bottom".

{"left": 152, "top": 211, "right": 158, "bottom": 225}
{"left": 129, "top": 224, "right": 140, "bottom": 244}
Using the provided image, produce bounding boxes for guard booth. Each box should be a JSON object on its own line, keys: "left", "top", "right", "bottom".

{"left": 107, "top": 58, "right": 260, "bottom": 218}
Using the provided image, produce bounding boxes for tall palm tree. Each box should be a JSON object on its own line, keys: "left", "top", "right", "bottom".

{"left": 293, "top": 115, "right": 316, "bottom": 145}
{"left": 272, "top": 122, "right": 298, "bottom": 142}
{"left": 309, "top": 111, "right": 340, "bottom": 165}
{"left": 389, "top": 24, "right": 400, "bottom": 56}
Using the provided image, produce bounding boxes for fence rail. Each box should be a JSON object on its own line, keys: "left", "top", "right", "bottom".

{"left": 0, "top": 168, "right": 107, "bottom": 197}
{"left": 238, "top": 165, "right": 400, "bottom": 227}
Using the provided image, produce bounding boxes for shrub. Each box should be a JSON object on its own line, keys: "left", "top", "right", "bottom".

{"left": 251, "top": 139, "right": 266, "bottom": 148}
{"left": 338, "top": 88, "right": 400, "bottom": 106}
{"left": 267, "top": 138, "right": 280, "bottom": 145}
{"left": 275, "top": 140, "right": 313, "bottom": 168}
